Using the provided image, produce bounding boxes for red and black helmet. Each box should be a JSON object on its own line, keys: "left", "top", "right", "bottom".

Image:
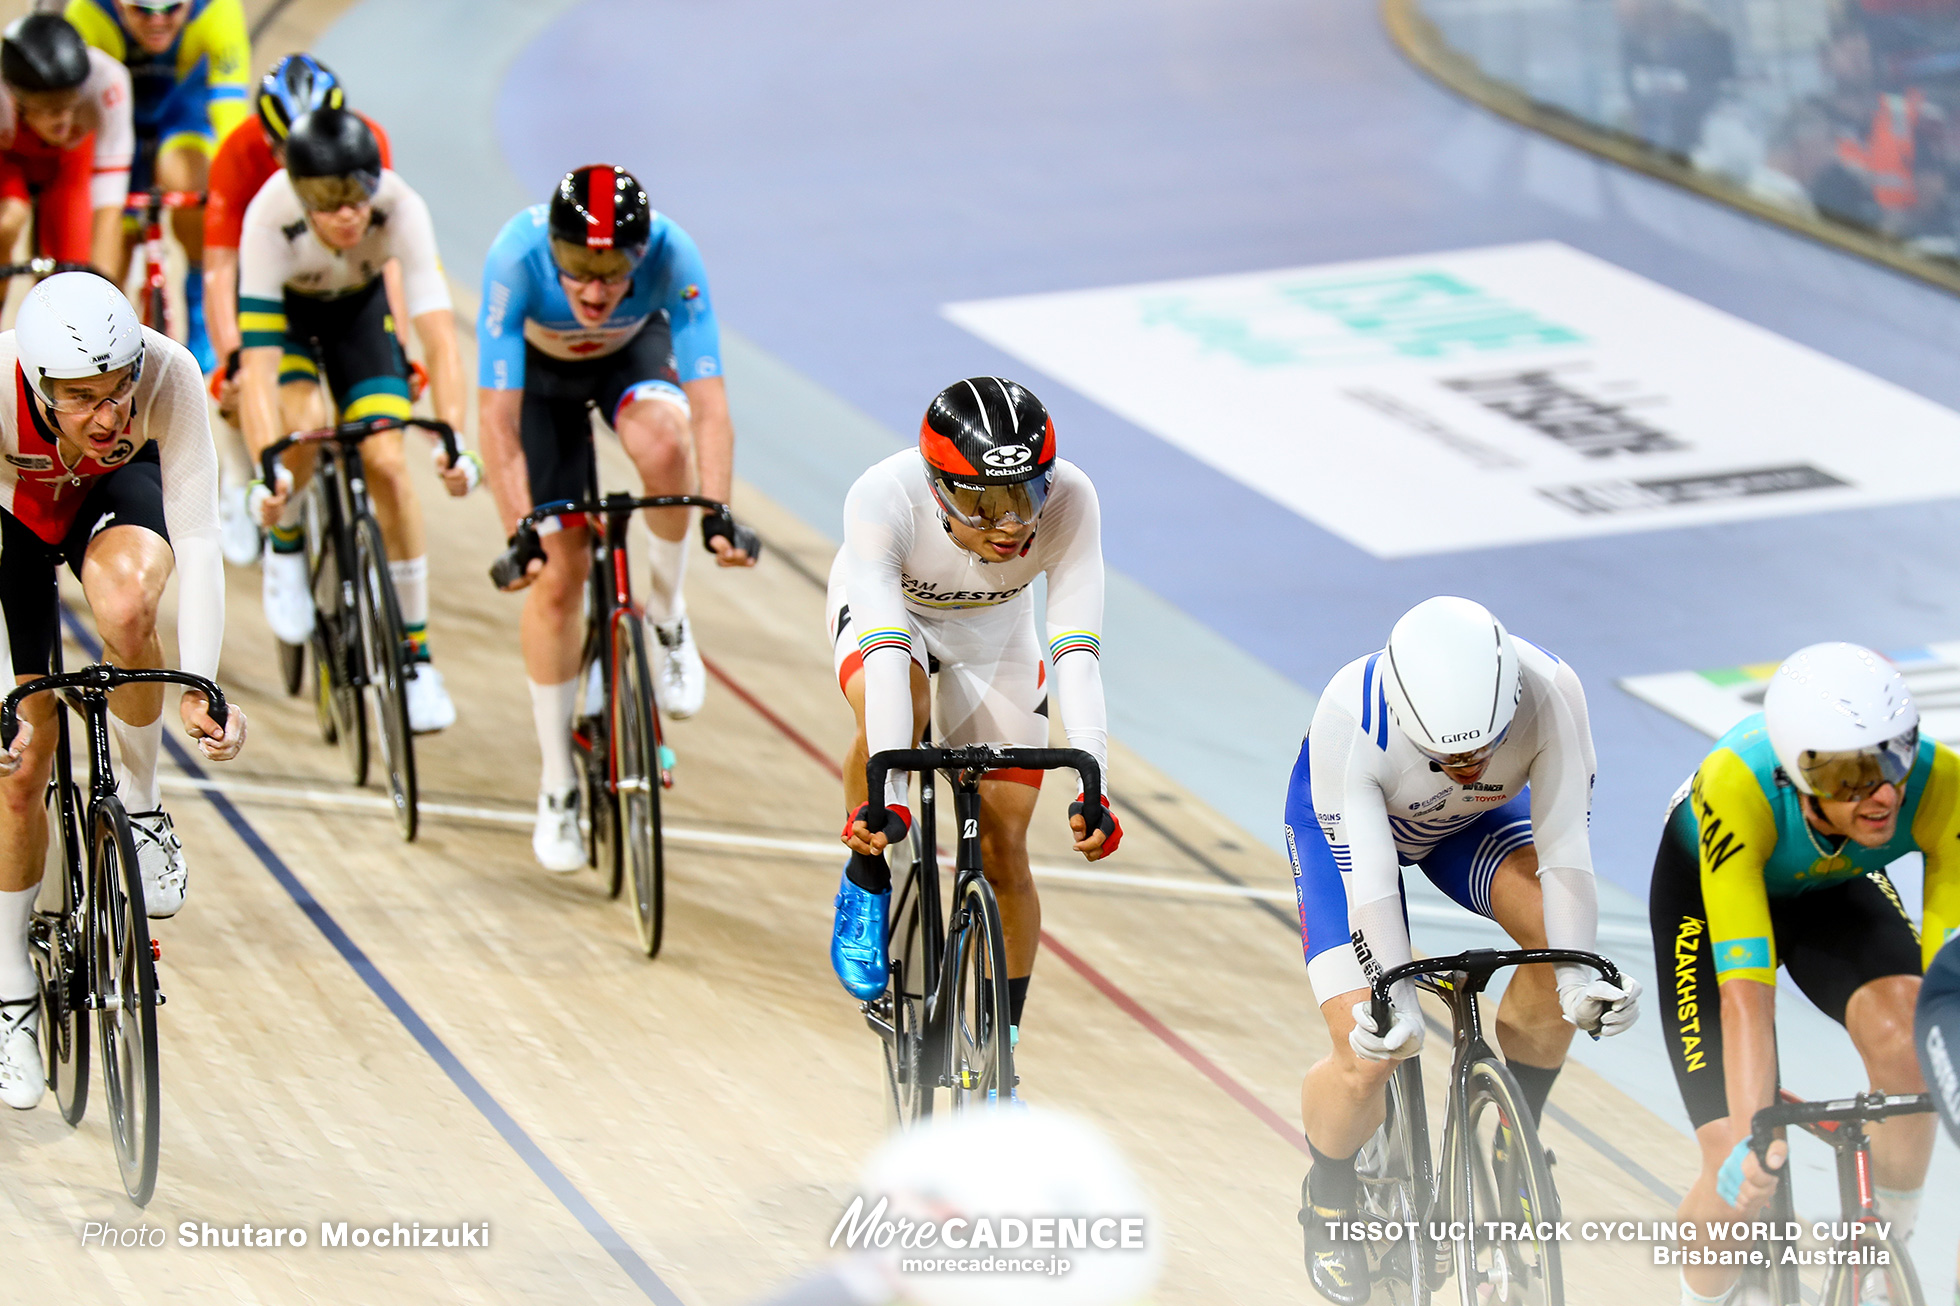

{"left": 548, "top": 164, "right": 651, "bottom": 281}
{"left": 919, "top": 378, "right": 1057, "bottom": 530}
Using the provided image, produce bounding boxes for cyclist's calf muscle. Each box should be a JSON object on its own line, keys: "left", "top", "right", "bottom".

{"left": 518, "top": 528, "right": 591, "bottom": 684}
{"left": 0, "top": 682, "right": 58, "bottom": 890}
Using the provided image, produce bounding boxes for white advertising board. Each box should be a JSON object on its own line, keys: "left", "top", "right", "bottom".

{"left": 945, "top": 242, "right": 1960, "bottom": 557}
{"left": 1621, "top": 643, "right": 1960, "bottom": 743}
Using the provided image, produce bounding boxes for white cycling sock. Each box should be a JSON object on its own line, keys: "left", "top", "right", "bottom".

{"left": 1876, "top": 1186, "right": 1921, "bottom": 1243}
{"left": 637, "top": 518, "right": 688, "bottom": 626}
{"left": 389, "top": 556, "right": 430, "bottom": 629}
{"left": 112, "top": 712, "right": 162, "bottom": 813}
{"left": 530, "top": 678, "right": 579, "bottom": 797}
{"left": 0, "top": 885, "right": 36, "bottom": 1001}
{"left": 1679, "top": 1272, "right": 1734, "bottom": 1305}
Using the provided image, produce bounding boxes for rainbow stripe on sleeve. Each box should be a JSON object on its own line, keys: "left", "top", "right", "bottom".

{"left": 1048, "top": 631, "right": 1101, "bottom": 661}
{"left": 857, "top": 627, "right": 913, "bottom": 658}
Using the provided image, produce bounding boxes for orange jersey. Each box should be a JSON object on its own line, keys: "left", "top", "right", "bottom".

{"left": 205, "top": 111, "right": 392, "bottom": 250}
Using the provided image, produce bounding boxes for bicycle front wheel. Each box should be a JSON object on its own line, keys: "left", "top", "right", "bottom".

{"left": 90, "top": 797, "right": 160, "bottom": 1206}
{"left": 882, "top": 854, "right": 933, "bottom": 1127}
{"left": 1358, "top": 1059, "right": 1434, "bottom": 1305}
{"left": 354, "top": 514, "right": 416, "bottom": 841}
{"left": 946, "top": 874, "right": 1013, "bottom": 1110}
{"left": 612, "top": 616, "right": 664, "bottom": 957}
{"left": 37, "top": 745, "right": 88, "bottom": 1127}
{"left": 1453, "top": 1057, "right": 1562, "bottom": 1305}
{"left": 1822, "top": 1237, "right": 1925, "bottom": 1306}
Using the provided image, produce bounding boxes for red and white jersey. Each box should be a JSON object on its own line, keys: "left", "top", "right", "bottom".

{"left": 0, "top": 47, "right": 134, "bottom": 210}
{"left": 0, "top": 327, "right": 223, "bottom": 679}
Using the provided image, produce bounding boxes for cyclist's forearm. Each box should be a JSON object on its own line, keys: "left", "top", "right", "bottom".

{"left": 1719, "top": 978, "right": 1778, "bottom": 1138}
{"left": 203, "top": 247, "right": 240, "bottom": 362}
{"left": 682, "top": 376, "right": 733, "bottom": 503}
{"left": 476, "top": 387, "right": 529, "bottom": 535}
{"left": 239, "top": 348, "right": 284, "bottom": 459}
{"left": 88, "top": 206, "right": 121, "bottom": 278}
{"left": 412, "top": 309, "right": 466, "bottom": 432}
{"left": 1538, "top": 863, "right": 1600, "bottom": 990}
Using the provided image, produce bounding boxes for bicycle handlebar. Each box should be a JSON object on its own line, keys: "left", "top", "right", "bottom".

{"left": 1749, "top": 1091, "right": 1933, "bottom": 1164}
{"left": 260, "top": 416, "right": 460, "bottom": 489}
{"left": 862, "top": 746, "right": 1103, "bottom": 837}
{"left": 0, "top": 665, "right": 227, "bottom": 750}
{"left": 0, "top": 258, "right": 94, "bottom": 280}
{"left": 1367, "top": 947, "right": 1623, "bottom": 1040}
{"left": 514, "top": 494, "right": 730, "bottom": 534}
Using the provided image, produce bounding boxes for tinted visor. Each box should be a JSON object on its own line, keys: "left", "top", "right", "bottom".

{"left": 292, "top": 171, "right": 379, "bottom": 212}
{"left": 1417, "top": 723, "right": 1510, "bottom": 772}
{"left": 929, "top": 471, "right": 1050, "bottom": 530}
{"left": 550, "top": 238, "right": 640, "bottom": 285}
{"left": 1797, "top": 727, "right": 1917, "bottom": 802}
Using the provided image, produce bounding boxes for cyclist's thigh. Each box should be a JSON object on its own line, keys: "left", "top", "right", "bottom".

{"left": 1283, "top": 738, "right": 1372, "bottom": 1004}
{"left": 0, "top": 509, "right": 61, "bottom": 677}
{"left": 1778, "top": 872, "right": 1920, "bottom": 1025}
{"left": 593, "top": 317, "right": 685, "bottom": 433}
{"left": 33, "top": 141, "right": 94, "bottom": 264}
{"left": 1411, "top": 789, "right": 1532, "bottom": 921}
{"left": 1915, "top": 936, "right": 1960, "bottom": 1145}
{"left": 1649, "top": 801, "right": 1730, "bottom": 1131}
{"left": 304, "top": 282, "right": 410, "bottom": 424}
{"left": 519, "top": 384, "right": 600, "bottom": 512}
{"left": 63, "top": 447, "right": 169, "bottom": 583}
{"left": 923, "top": 596, "right": 1045, "bottom": 753}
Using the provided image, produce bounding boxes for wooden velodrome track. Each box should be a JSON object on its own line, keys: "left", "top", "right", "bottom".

{"left": 1, "top": 2, "right": 1711, "bottom": 1301}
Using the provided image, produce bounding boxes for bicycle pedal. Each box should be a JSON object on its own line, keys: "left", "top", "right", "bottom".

{"left": 150, "top": 939, "right": 160, "bottom": 961}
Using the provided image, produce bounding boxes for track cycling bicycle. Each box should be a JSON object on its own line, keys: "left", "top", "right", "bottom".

{"left": 494, "top": 475, "right": 756, "bottom": 958}
{"left": 261, "top": 414, "right": 459, "bottom": 841}
{"left": 1344, "top": 947, "right": 1624, "bottom": 1305}
{"left": 122, "top": 187, "right": 202, "bottom": 338}
{"left": 8, "top": 638, "right": 227, "bottom": 1206}
{"left": 859, "top": 743, "right": 1103, "bottom": 1123}
{"left": 1740, "top": 1089, "right": 1934, "bottom": 1305}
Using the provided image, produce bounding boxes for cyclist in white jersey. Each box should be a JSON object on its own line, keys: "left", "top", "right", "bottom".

{"left": 0, "top": 272, "right": 245, "bottom": 1111}
{"left": 237, "top": 108, "right": 475, "bottom": 734}
{"left": 826, "top": 378, "right": 1119, "bottom": 1048}
{"left": 1284, "top": 596, "right": 1639, "bottom": 1303}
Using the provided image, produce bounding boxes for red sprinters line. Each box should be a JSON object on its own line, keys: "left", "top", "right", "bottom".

{"left": 701, "top": 654, "right": 842, "bottom": 779}
{"left": 702, "top": 652, "right": 1307, "bottom": 1156}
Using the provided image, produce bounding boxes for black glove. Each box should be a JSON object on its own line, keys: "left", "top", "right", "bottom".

{"left": 700, "top": 505, "right": 762, "bottom": 562}
{"left": 223, "top": 348, "right": 241, "bottom": 382}
{"left": 490, "top": 527, "right": 546, "bottom": 590}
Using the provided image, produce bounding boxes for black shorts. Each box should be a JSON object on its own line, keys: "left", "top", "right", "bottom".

{"left": 0, "top": 445, "right": 168, "bottom": 674}
{"left": 520, "top": 316, "right": 682, "bottom": 510}
{"left": 279, "top": 279, "right": 412, "bottom": 424}
{"left": 1917, "top": 936, "right": 1960, "bottom": 1146}
{"left": 1650, "top": 809, "right": 1922, "bottom": 1130}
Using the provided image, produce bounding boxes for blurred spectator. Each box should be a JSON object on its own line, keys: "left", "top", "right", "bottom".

{"left": 752, "top": 1108, "right": 1161, "bottom": 1306}
{"left": 1616, "top": 0, "right": 1735, "bottom": 156}
{"left": 1749, "top": 99, "right": 1886, "bottom": 226}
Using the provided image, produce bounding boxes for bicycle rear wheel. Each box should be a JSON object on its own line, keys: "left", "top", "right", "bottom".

{"left": 612, "top": 616, "right": 664, "bottom": 957}
{"left": 36, "top": 735, "right": 88, "bottom": 1127}
{"left": 881, "top": 853, "right": 933, "bottom": 1126}
{"left": 1821, "top": 1237, "right": 1924, "bottom": 1305}
{"left": 1358, "top": 1058, "right": 1434, "bottom": 1305}
{"left": 90, "top": 796, "right": 160, "bottom": 1206}
{"left": 946, "top": 874, "right": 1014, "bottom": 1110}
{"left": 1454, "top": 1056, "right": 1561, "bottom": 1305}
{"left": 353, "top": 514, "right": 416, "bottom": 841}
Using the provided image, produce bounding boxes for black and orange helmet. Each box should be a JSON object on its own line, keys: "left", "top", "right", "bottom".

{"left": 919, "top": 378, "right": 1057, "bottom": 530}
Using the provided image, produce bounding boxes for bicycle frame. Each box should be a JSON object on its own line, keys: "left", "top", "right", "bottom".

{"left": 121, "top": 188, "right": 203, "bottom": 334}
{"left": 863, "top": 744, "right": 1102, "bottom": 1095}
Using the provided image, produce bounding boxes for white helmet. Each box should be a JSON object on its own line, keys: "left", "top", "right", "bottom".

{"left": 859, "top": 1106, "right": 1160, "bottom": 1306}
{"left": 1381, "top": 596, "right": 1521, "bottom": 760}
{"left": 16, "top": 271, "right": 143, "bottom": 407}
{"left": 1763, "top": 642, "right": 1919, "bottom": 800}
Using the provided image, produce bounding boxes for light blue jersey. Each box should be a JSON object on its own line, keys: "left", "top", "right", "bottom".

{"left": 477, "top": 203, "right": 722, "bottom": 390}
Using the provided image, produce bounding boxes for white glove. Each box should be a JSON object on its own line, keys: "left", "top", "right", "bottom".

{"left": 436, "top": 445, "right": 483, "bottom": 493}
{"left": 1559, "top": 974, "right": 1642, "bottom": 1037}
{"left": 1350, "top": 998, "right": 1424, "bottom": 1062}
{"left": 246, "top": 464, "right": 294, "bottom": 527}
